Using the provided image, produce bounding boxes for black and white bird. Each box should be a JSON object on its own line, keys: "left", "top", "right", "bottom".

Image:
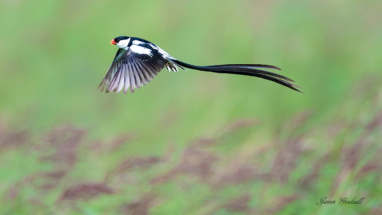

{"left": 99, "top": 36, "right": 302, "bottom": 93}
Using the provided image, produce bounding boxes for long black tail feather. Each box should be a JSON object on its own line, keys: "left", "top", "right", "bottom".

{"left": 172, "top": 60, "right": 302, "bottom": 93}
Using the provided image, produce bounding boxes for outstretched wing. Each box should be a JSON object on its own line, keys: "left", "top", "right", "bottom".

{"left": 99, "top": 46, "right": 168, "bottom": 93}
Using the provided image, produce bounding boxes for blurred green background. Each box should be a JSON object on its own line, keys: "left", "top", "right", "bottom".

{"left": 1, "top": 0, "right": 382, "bottom": 214}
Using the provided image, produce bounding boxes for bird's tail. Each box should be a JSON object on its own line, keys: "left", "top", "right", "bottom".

{"left": 171, "top": 59, "right": 302, "bottom": 93}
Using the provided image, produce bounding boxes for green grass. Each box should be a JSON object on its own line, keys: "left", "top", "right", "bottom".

{"left": 1, "top": 0, "right": 382, "bottom": 214}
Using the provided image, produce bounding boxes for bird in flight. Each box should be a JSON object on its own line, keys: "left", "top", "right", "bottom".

{"left": 99, "top": 36, "right": 302, "bottom": 93}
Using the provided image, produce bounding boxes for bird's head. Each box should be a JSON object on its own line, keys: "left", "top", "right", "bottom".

{"left": 110, "top": 36, "right": 131, "bottom": 49}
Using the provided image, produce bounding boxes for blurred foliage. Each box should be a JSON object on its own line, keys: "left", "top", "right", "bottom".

{"left": 1, "top": 0, "right": 382, "bottom": 214}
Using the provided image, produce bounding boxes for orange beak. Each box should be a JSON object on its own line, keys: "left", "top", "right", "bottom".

{"left": 110, "top": 39, "right": 116, "bottom": 45}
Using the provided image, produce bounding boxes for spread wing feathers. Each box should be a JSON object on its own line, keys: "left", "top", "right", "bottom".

{"left": 165, "top": 59, "right": 185, "bottom": 72}
{"left": 99, "top": 45, "right": 301, "bottom": 93}
{"left": 99, "top": 48, "right": 167, "bottom": 93}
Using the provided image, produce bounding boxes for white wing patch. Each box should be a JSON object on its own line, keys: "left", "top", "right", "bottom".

{"left": 149, "top": 43, "right": 174, "bottom": 59}
{"left": 149, "top": 43, "right": 158, "bottom": 50}
{"left": 130, "top": 45, "right": 153, "bottom": 56}
{"left": 158, "top": 47, "right": 171, "bottom": 58}
{"left": 148, "top": 44, "right": 181, "bottom": 72}
{"left": 132, "top": 40, "right": 145, "bottom": 45}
